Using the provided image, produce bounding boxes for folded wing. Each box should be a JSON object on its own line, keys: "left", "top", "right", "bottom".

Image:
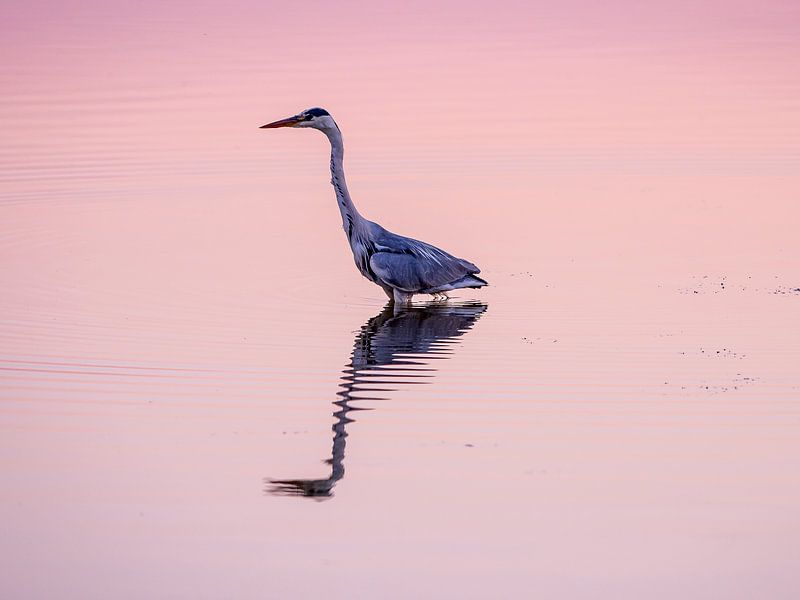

{"left": 368, "top": 232, "right": 484, "bottom": 293}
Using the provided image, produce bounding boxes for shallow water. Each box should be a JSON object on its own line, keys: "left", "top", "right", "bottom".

{"left": 2, "top": 2, "right": 800, "bottom": 598}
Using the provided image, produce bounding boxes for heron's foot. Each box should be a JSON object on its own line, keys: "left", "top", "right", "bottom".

{"left": 432, "top": 293, "right": 450, "bottom": 302}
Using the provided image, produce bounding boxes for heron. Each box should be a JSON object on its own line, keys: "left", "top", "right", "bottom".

{"left": 260, "top": 107, "right": 487, "bottom": 305}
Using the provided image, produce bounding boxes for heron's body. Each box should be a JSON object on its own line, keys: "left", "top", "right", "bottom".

{"left": 261, "top": 107, "right": 487, "bottom": 305}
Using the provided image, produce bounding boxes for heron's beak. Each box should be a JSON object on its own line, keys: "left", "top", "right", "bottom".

{"left": 260, "top": 115, "right": 304, "bottom": 129}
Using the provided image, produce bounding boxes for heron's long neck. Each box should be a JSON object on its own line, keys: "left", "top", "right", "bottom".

{"left": 325, "top": 127, "right": 363, "bottom": 236}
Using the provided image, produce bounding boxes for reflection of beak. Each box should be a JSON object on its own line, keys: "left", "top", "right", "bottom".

{"left": 259, "top": 115, "right": 304, "bottom": 129}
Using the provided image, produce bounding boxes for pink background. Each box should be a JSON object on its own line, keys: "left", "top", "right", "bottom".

{"left": 1, "top": 2, "right": 799, "bottom": 598}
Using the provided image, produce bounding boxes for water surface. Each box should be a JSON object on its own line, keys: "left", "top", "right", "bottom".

{"left": 1, "top": 2, "right": 799, "bottom": 598}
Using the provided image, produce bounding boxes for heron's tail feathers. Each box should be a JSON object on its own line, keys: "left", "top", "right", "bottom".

{"left": 458, "top": 258, "right": 481, "bottom": 272}
{"left": 451, "top": 274, "right": 488, "bottom": 289}
{"left": 421, "top": 274, "right": 488, "bottom": 293}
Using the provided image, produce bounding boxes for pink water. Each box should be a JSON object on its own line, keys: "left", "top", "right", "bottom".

{"left": 2, "top": 2, "right": 799, "bottom": 598}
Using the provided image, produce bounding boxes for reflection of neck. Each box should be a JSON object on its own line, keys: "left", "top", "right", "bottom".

{"left": 325, "top": 126, "right": 362, "bottom": 237}
{"left": 328, "top": 395, "right": 352, "bottom": 485}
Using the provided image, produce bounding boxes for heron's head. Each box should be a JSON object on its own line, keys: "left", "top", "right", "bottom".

{"left": 260, "top": 107, "right": 336, "bottom": 131}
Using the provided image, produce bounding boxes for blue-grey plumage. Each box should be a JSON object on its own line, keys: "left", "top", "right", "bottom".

{"left": 261, "top": 107, "right": 488, "bottom": 305}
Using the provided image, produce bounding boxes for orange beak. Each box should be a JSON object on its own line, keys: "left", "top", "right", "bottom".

{"left": 259, "top": 115, "right": 304, "bottom": 129}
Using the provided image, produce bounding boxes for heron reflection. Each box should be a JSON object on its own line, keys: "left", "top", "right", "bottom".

{"left": 268, "top": 301, "right": 487, "bottom": 498}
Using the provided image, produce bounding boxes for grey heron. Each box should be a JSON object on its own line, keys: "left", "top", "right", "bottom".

{"left": 260, "top": 107, "right": 487, "bottom": 305}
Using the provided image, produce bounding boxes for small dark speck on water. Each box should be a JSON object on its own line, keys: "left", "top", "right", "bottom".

{"left": 464, "top": 443, "right": 474, "bottom": 448}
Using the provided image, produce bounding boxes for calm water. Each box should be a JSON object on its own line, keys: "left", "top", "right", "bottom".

{"left": 2, "top": 2, "right": 800, "bottom": 598}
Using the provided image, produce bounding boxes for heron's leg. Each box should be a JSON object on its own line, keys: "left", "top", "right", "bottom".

{"left": 392, "top": 289, "right": 413, "bottom": 306}
{"left": 380, "top": 285, "right": 394, "bottom": 301}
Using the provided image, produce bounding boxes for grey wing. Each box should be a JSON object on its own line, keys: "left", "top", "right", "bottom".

{"left": 369, "top": 252, "right": 425, "bottom": 292}
{"left": 369, "top": 234, "right": 481, "bottom": 292}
